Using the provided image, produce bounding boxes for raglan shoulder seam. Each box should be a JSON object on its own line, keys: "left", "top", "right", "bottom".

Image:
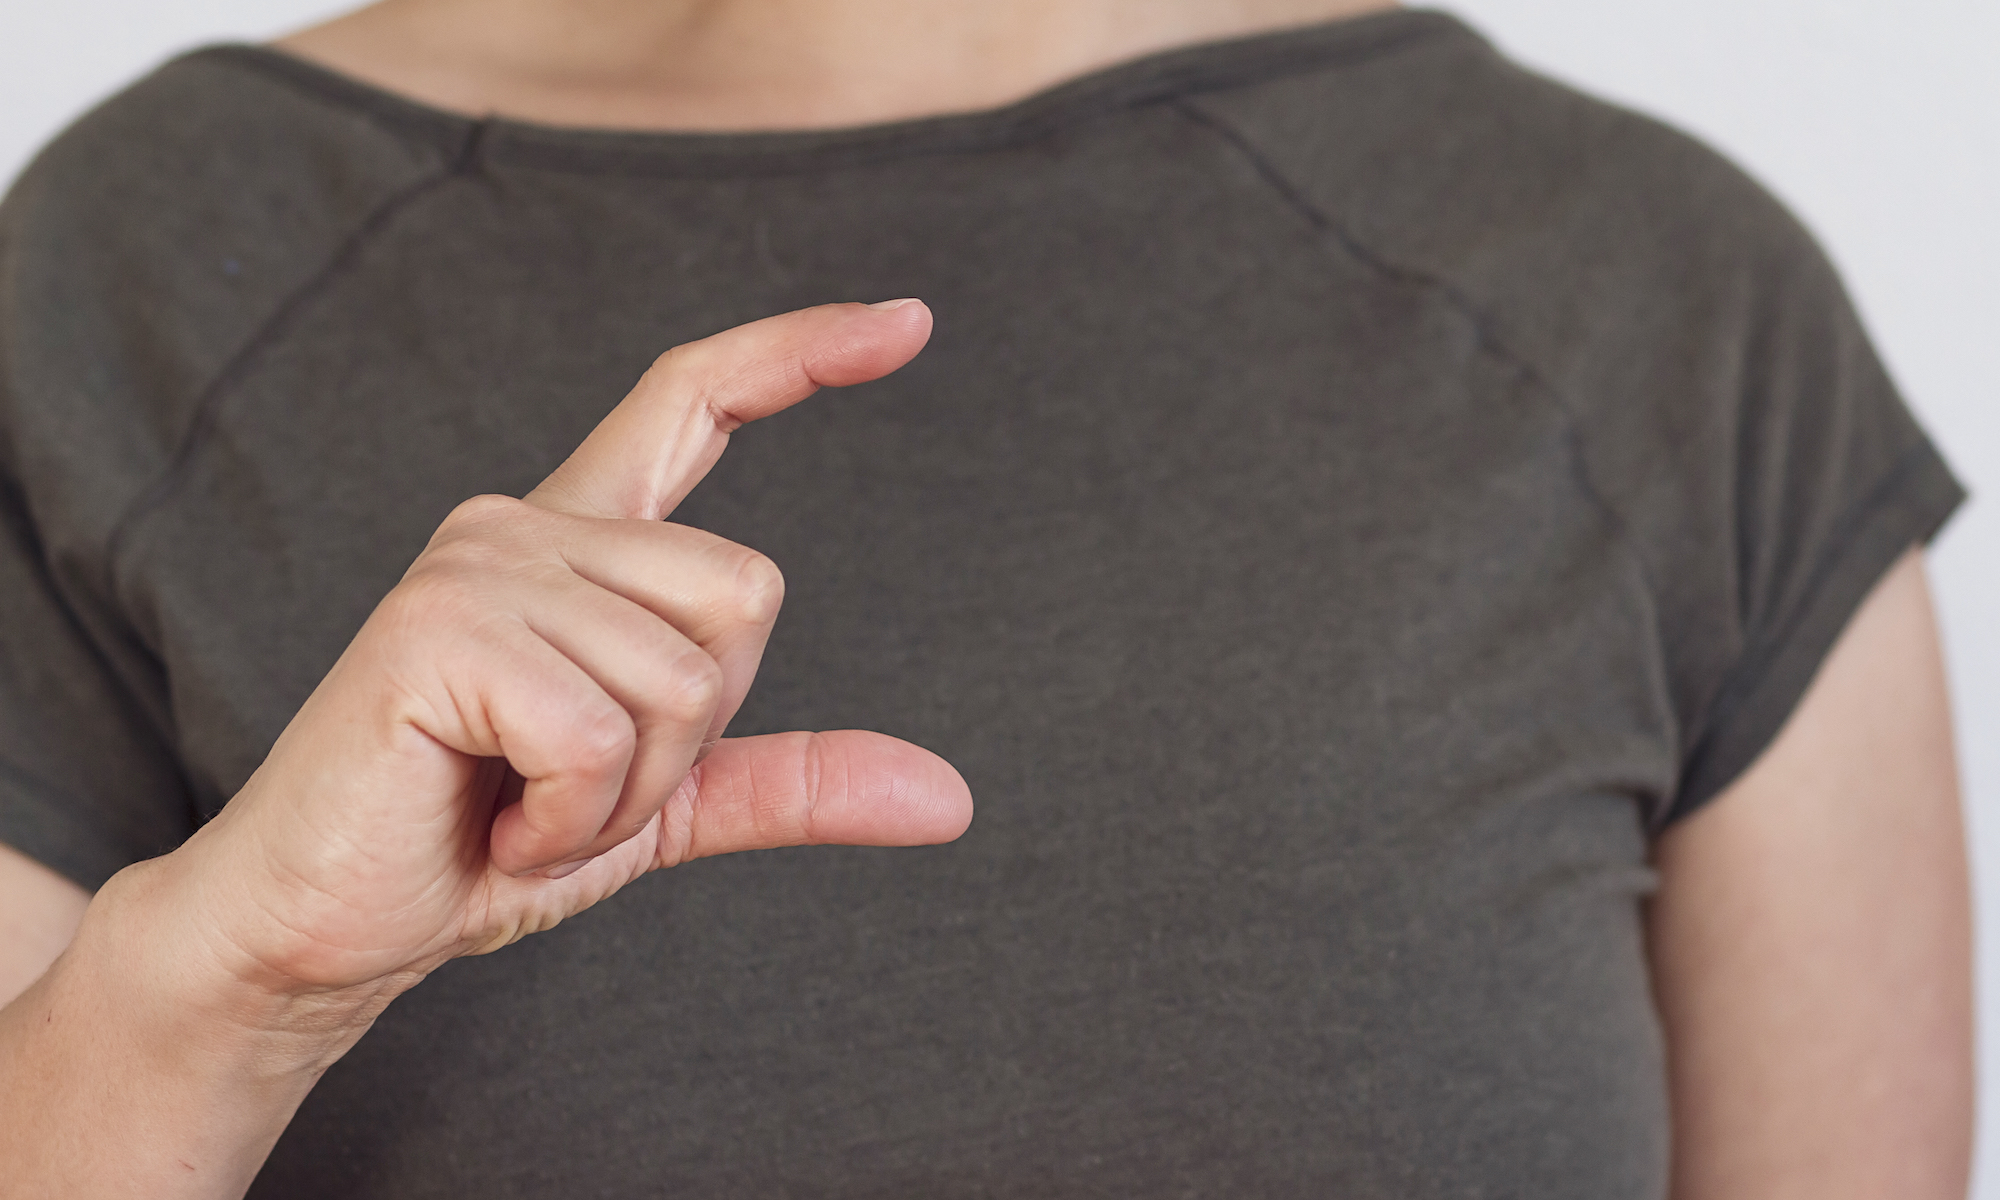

{"left": 1172, "top": 93, "right": 1679, "bottom": 787}
{"left": 99, "top": 120, "right": 493, "bottom": 602}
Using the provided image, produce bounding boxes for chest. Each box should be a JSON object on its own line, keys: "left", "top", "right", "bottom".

{"left": 130, "top": 166, "right": 1675, "bottom": 819}
{"left": 145, "top": 166, "right": 1677, "bottom": 1197}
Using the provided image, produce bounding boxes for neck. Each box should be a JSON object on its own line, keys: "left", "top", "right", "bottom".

{"left": 279, "top": 0, "right": 1399, "bottom": 131}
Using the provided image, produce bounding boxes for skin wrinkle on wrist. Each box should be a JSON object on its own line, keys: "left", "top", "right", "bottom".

{"left": 80, "top": 858, "right": 396, "bottom": 1080}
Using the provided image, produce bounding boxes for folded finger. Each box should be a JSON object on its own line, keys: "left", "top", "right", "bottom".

{"left": 515, "top": 574, "right": 723, "bottom": 868}
{"left": 397, "top": 615, "right": 638, "bottom": 877}
{"left": 546, "top": 516, "right": 783, "bottom": 743}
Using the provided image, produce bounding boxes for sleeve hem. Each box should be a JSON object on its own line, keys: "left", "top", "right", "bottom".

{"left": 0, "top": 759, "right": 157, "bottom": 891}
{"left": 1660, "top": 438, "right": 1967, "bottom": 829}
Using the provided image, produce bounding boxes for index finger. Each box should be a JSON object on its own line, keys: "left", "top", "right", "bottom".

{"left": 527, "top": 299, "right": 933, "bottom": 521}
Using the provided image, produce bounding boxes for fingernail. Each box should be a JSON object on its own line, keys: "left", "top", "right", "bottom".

{"left": 541, "top": 858, "right": 590, "bottom": 880}
{"left": 867, "top": 298, "right": 921, "bottom": 311}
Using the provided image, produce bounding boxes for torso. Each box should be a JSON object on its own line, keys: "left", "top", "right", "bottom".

{"left": 172, "top": 17, "right": 1680, "bottom": 1194}
{"left": 13, "top": 8, "right": 1886, "bottom": 1193}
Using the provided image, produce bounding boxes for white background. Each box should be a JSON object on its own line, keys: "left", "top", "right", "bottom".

{"left": 2, "top": 0, "right": 1995, "bottom": 1191}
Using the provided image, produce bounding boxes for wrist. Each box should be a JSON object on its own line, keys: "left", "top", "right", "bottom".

{"left": 0, "top": 852, "right": 402, "bottom": 1196}
{"left": 83, "top": 851, "right": 405, "bottom": 1079}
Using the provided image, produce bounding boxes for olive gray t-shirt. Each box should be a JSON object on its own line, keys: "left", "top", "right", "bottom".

{"left": 0, "top": 10, "right": 1965, "bottom": 1197}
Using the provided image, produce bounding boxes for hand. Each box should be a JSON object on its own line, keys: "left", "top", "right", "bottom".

{"left": 157, "top": 300, "right": 972, "bottom": 1000}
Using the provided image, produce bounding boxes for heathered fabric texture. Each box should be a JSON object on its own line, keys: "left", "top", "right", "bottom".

{"left": 0, "top": 10, "right": 1964, "bottom": 1196}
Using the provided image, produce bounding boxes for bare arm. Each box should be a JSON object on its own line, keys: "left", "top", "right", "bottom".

{"left": 0, "top": 302, "right": 972, "bottom": 1198}
{"left": 0, "top": 843, "right": 88, "bottom": 1008}
{"left": 1648, "top": 548, "right": 1973, "bottom": 1199}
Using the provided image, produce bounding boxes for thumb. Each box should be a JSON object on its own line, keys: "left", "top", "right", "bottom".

{"left": 527, "top": 300, "right": 933, "bottom": 521}
{"left": 658, "top": 730, "right": 975, "bottom": 866}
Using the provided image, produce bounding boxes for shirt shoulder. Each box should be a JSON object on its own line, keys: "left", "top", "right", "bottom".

{"left": 1185, "top": 24, "right": 1961, "bottom": 820}
{"left": 1184, "top": 17, "right": 1818, "bottom": 382}
{"left": 0, "top": 47, "right": 468, "bottom": 572}
{"left": 0, "top": 51, "right": 482, "bottom": 884}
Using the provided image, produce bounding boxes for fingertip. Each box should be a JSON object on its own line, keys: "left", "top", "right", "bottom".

{"left": 488, "top": 799, "right": 591, "bottom": 878}
{"left": 899, "top": 299, "right": 936, "bottom": 349}
{"left": 817, "top": 729, "right": 973, "bottom": 847}
{"left": 488, "top": 809, "right": 543, "bottom": 877}
{"left": 804, "top": 301, "right": 933, "bottom": 389}
{"left": 881, "top": 297, "right": 934, "bottom": 341}
{"left": 912, "top": 748, "right": 975, "bottom": 843}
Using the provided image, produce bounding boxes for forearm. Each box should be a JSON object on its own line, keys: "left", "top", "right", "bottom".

{"left": 0, "top": 854, "right": 392, "bottom": 1199}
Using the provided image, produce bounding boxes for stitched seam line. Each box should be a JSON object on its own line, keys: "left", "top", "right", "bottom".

{"left": 1173, "top": 96, "right": 1680, "bottom": 791}
{"left": 185, "top": 15, "right": 1464, "bottom": 182}
{"left": 489, "top": 21, "right": 1454, "bottom": 181}
{"left": 1, "top": 465, "right": 182, "bottom": 749}
{"left": 102, "top": 121, "right": 491, "bottom": 600}
{"left": 1665, "top": 437, "right": 1953, "bottom": 824}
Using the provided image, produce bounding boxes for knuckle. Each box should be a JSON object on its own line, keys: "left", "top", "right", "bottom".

{"left": 443, "top": 493, "right": 529, "bottom": 532}
{"left": 417, "top": 537, "right": 512, "bottom": 582}
{"left": 658, "top": 651, "right": 724, "bottom": 725}
{"left": 730, "top": 549, "right": 786, "bottom": 624}
{"left": 797, "top": 730, "right": 828, "bottom": 842}
{"left": 648, "top": 343, "right": 687, "bottom": 375}
{"left": 644, "top": 343, "right": 734, "bottom": 426}
{"left": 381, "top": 566, "right": 483, "bottom": 632}
{"left": 649, "top": 338, "right": 716, "bottom": 377}
{"left": 643, "top": 343, "right": 703, "bottom": 394}
{"left": 412, "top": 496, "right": 557, "bottom": 584}
{"left": 566, "top": 702, "right": 637, "bottom": 772}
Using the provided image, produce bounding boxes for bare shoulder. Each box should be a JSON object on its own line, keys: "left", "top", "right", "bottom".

{"left": 1647, "top": 548, "right": 1971, "bottom": 1198}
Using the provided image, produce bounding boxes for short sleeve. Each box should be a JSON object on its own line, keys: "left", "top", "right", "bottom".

{"left": 0, "top": 49, "right": 451, "bottom": 890}
{"left": 0, "top": 474, "right": 195, "bottom": 889}
{"left": 1181, "top": 31, "right": 1970, "bottom": 831}
{"left": 1660, "top": 240, "right": 1966, "bottom": 825}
